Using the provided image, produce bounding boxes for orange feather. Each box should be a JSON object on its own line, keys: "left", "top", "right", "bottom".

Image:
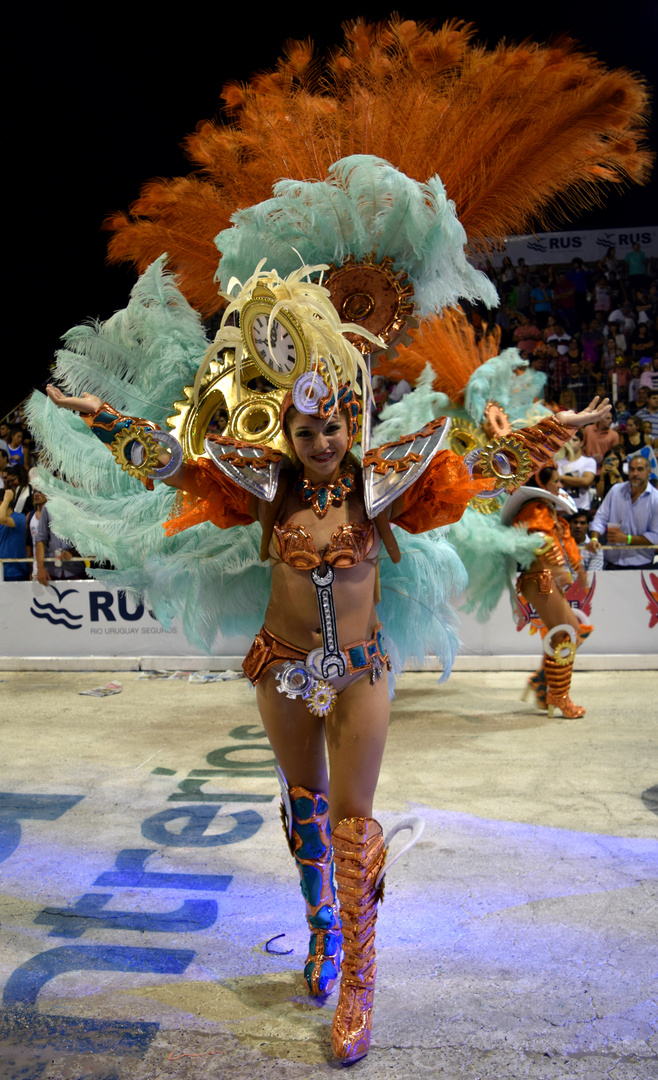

{"left": 105, "top": 16, "right": 652, "bottom": 316}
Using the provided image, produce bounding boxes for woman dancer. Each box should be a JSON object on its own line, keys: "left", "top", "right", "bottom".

{"left": 504, "top": 466, "right": 593, "bottom": 718}
{"left": 45, "top": 296, "right": 608, "bottom": 1061}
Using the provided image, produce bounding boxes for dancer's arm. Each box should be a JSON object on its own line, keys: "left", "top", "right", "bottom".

{"left": 45, "top": 386, "right": 258, "bottom": 529}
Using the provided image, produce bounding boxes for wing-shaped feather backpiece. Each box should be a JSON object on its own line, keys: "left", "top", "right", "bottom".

{"left": 106, "top": 16, "right": 651, "bottom": 315}
{"left": 27, "top": 262, "right": 269, "bottom": 651}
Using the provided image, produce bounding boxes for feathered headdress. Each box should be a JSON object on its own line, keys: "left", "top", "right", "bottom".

{"left": 105, "top": 16, "right": 652, "bottom": 316}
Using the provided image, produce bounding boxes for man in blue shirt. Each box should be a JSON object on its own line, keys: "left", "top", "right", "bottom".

{"left": 0, "top": 488, "right": 30, "bottom": 580}
{"left": 590, "top": 456, "right": 658, "bottom": 568}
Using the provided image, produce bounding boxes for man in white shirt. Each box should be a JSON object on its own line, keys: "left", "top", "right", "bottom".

{"left": 590, "top": 457, "right": 658, "bottom": 567}
{"left": 556, "top": 431, "right": 597, "bottom": 510}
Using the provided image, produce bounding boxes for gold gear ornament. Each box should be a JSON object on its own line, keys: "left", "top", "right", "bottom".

{"left": 448, "top": 418, "right": 486, "bottom": 457}
{"left": 479, "top": 435, "right": 533, "bottom": 491}
{"left": 306, "top": 681, "right": 338, "bottom": 717}
{"left": 323, "top": 255, "right": 417, "bottom": 360}
{"left": 110, "top": 425, "right": 161, "bottom": 479}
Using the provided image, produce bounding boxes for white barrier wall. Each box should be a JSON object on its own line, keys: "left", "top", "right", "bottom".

{"left": 0, "top": 574, "right": 655, "bottom": 667}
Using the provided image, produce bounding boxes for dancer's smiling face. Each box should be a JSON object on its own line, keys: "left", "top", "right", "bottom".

{"left": 287, "top": 409, "right": 349, "bottom": 485}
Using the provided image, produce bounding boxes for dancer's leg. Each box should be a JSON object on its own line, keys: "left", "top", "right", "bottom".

{"left": 257, "top": 673, "right": 329, "bottom": 791}
{"left": 521, "top": 576, "right": 586, "bottom": 719}
{"left": 256, "top": 673, "right": 337, "bottom": 995}
{"left": 322, "top": 673, "right": 390, "bottom": 1062}
{"left": 323, "top": 672, "right": 391, "bottom": 827}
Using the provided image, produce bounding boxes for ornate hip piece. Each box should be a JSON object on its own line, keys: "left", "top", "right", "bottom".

{"left": 242, "top": 624, "right": 390, "bottom": 717}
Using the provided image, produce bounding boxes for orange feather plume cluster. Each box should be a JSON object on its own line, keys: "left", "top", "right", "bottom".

{"left": 105, "top": 15, "right": 652, "bottom": 316}
{"left": 375, "top": 308, "right": 501, "bottom": 400}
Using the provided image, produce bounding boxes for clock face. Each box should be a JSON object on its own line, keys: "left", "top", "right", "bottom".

{"left": 250, "top": 314, "right": 297, "bottom": 375}
{"left": 240, "top": 296, "right": 310, "bottom": 389}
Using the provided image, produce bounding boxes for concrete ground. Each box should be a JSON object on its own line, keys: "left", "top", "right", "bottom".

{"left": 0, "top": 668, "right": 656, "bottom": 1080}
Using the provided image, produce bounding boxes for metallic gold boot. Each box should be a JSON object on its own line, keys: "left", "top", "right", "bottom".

{"left": 330, "top": 817, "right": 386, "bottom": 1063}
{"left": 286, "top": 786, "right": 342, "bottom": 996}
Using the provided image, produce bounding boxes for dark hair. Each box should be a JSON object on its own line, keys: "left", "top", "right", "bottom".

{"left": 527, "top": 465, "right": 557, "bottom": 488}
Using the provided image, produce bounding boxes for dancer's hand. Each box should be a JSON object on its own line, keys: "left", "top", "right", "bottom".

{"left": 46, "top": 385, "right": 103, "bottom": 414}
{"left": 554, "top": 396, "right": 612, "bottom": 428}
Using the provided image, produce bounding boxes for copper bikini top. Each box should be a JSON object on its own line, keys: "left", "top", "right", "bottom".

{"left": 272, "top": 520, "right": 376, "bottom": 570}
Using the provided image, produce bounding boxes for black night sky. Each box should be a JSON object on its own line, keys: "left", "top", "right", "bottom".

{"left": 6, "top": 1, "right": 657, "bottom": 412}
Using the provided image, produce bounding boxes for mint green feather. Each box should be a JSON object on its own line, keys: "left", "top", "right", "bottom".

{"left": 449, "top": 509, "right": 538, "bottom": 621}
{"left": 51, "top": 256, "right": 209, "bottom": 424}
{"left": 216, "top": 156, "right": 498, "bottom": 316}
{"left": 464, "top": 349, "right": 549, "bottom": 426}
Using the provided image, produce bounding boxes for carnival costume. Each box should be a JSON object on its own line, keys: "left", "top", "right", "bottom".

{"left": 29, "top": 15, "right": 651, "bottom": 1065}
{"left": 502, "top": 489, "right": 593, "bottom": 719}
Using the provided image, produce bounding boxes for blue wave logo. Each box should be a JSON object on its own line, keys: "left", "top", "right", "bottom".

{"left": 595, "top": 231, "right": 616, "bottom": 249}
{"left": 30, "top": 586, "right": 83, "bottom": 630}
{"left": 526, "top": 238, "right": 547, "bottom": 253}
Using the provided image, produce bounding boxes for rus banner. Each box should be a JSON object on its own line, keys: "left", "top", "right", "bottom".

{"left": 491, "top": 227, "right": 657, "bottom": 267}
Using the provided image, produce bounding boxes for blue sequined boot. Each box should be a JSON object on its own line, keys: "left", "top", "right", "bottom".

{"left": 285, "top": 786, "right": 343, "bottom": 996}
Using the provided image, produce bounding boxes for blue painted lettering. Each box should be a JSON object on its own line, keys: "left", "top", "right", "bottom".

{"left": 0, "top": 794, "right": 83, "bottom": 865}
{"left": 92, "top": 848, "right": 232, "bottom": 891}
{"left": 3, "top": 945, "right": 194, "bottom": 1007}
{"left": 34, "top": 893, "right": 217, "bottom": 938}
{"left": 141, "top": 804, "right": 263, "bottom": 847}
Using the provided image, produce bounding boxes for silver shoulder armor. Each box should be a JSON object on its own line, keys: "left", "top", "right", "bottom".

{"left": 362, "top": 417, "right": 451, "bottom": 519}
{"left": 204, "top": 435, "right": 284, "bottom": 503}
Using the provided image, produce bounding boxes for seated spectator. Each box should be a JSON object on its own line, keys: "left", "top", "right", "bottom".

{"left": 631, "top": 324, "right": 655, "bottom": 363}
{"left": 590, "top": 456, "right": 658, "bottom": 568}
{"left": 6, "top": 426, "right": 28, "bottom": 468}
{"left": 593, "top": 275, "right": 612, "bottom": 316}
{"left": 546, "top": 322, "right": 572, "bottom": 355}
{"left": 583, "top": 413, "right": 620, "bottom": 468}
{"left": 0, "top": 487, "right": 30, "bottom": 580}
{"left": 608, "top": 303, "right": 636, "bottom": 338}
{"left": 561, "top": 359, "right": 596, "bottom": 411}
{"left": 608, "top": 320, "right": 628, "bottom": 360}
{"left": 553, "top": 270, "right": 577, "bottom": 328}
{"left": 557, "top": 388, "right": 578, "bottom": 414}
{"left": 628, "top": 364, "right": 642, "bottom": 405}
{"left": 36, "top": 505, "right": 87, "bottom": 584}
{"left": 0, "top": 448, "right": 8, "bottom": 486}
{"left": 639, "top": 355, "right": 658, "bottom": 392}
{"left": 580, "top": 319, "right": 605, "bottom": 369}
{"left": 621, "top": 414, "right": 652, "bottom": 457}
{"left": 634, "top": 386, "right": 649, "bottom": 414}
{"left": 2, "top": 464, "right": 33, "bottom": 515}
{"left": 0, "top": 422, "right": 9, "bottom": 456}
{"left": 556, "top": 431, "right": 597, "bottom": 511}
{"left": 513, "top": 313, "right": 542, "bottom": 356}
{"left": 26, "top": 489, "right": 48, "bottom": 579}
{"left": 569, "top": 510, "right": 604, "bottom": 571}
{"left": 595, "top": 448, "right": 625, "bottom": 503}
{"left": 635, "top": 389, "right": 658, "bottom": 443}
{"left": 612, "top": 397, "right": 631, "bottom": 427}
{"left": 530, "top": 277, "right": 553, "bottom": 329}
{"left": 565, "top": 339, "right": 582, "bottom": 364}
{"left": 566, "top": 257, "right": 589, "bottom": 321}
{"left": 513, "top": 272, "right": 532, "bottom": 316}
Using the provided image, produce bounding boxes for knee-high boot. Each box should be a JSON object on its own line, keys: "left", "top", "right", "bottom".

{"left": 330, "top": 817, "right": 386, "bottom": 1063}
{"left": 285, "top": 786, "right": 342, "bottom": 996}
{"left": 545, "top": 621, "right": 593, "bottom": 719}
